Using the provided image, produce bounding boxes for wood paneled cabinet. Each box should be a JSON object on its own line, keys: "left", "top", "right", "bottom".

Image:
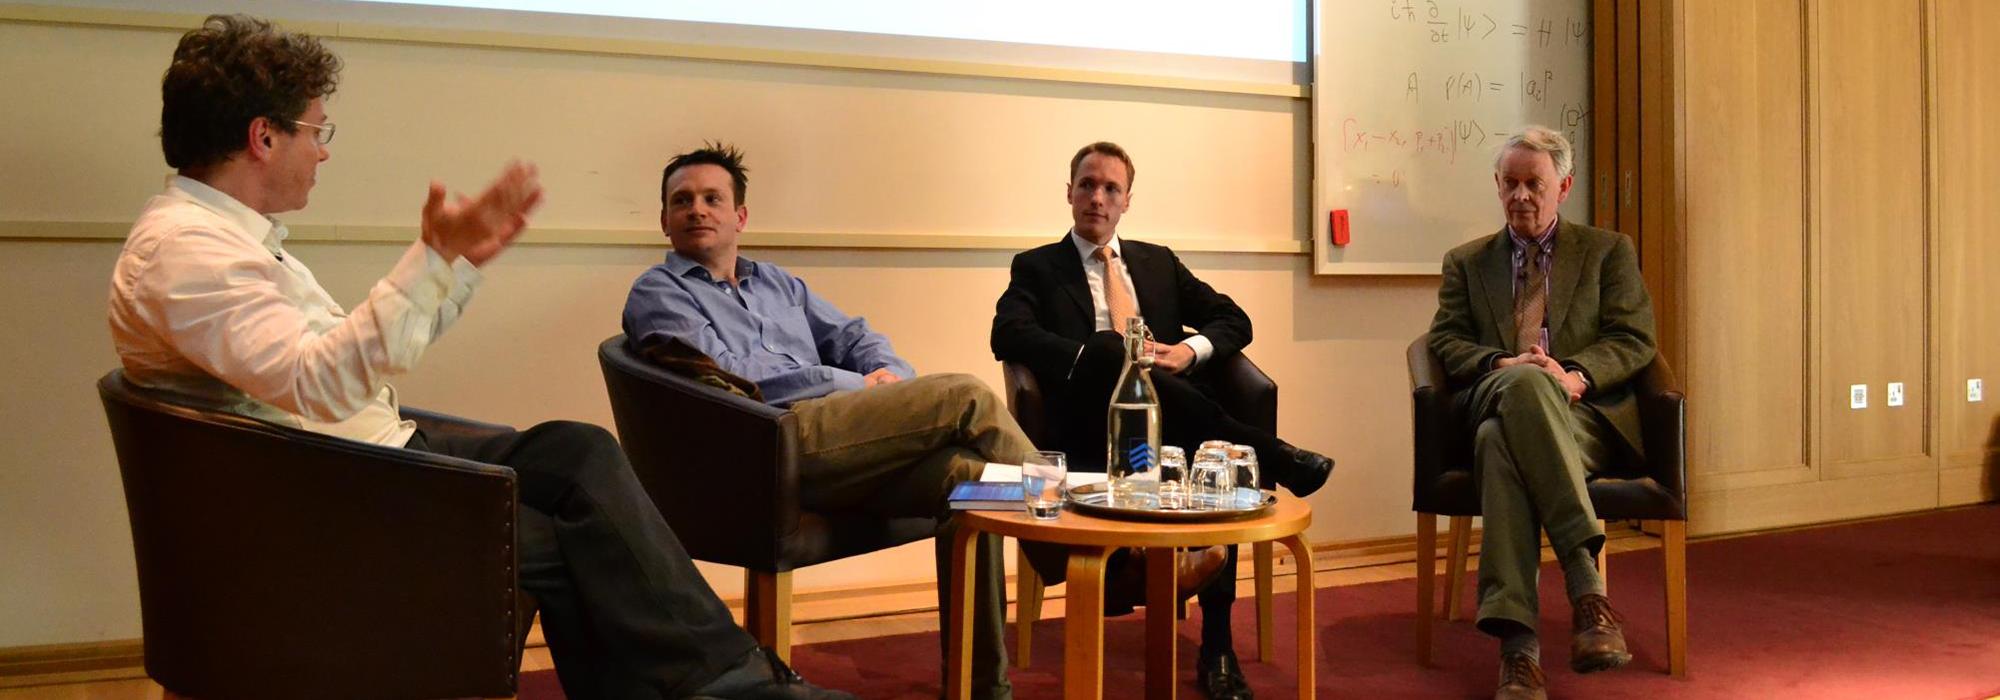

{"left": 1656, "top": 0, "right": 1999, "bottom": 536}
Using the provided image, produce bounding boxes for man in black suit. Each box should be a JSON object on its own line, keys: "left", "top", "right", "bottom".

{"left": 990, "top": 141, "right": 1334, "bottom": 700}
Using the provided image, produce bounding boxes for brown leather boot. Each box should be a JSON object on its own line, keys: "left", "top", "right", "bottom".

{"left": 1570, "top": 593, "right": 1634, "bottom": 673}
{"left": 1494, "top": 651, "right": 1547, "bottom": 700}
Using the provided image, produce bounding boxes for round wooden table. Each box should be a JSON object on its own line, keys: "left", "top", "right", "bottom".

{"left": 945, "top": 493, "right": 1314, "bottom": 699}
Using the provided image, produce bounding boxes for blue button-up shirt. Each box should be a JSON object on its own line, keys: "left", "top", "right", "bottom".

{"left": 622, "top": 252, "right": 915, "bottom": 407}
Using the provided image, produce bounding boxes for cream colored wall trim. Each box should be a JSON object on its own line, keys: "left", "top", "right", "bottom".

{"left": 0, "top": 220, "right": 1309, "bottom": 254}
{"left": 0, "top": 3, "right": 1308, "bottom": 99}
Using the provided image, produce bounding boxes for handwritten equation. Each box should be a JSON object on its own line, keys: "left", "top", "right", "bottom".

{"left": 1386, "top": 0, "right": 1587, "bottom": 48}
{"left": 1409, "top": 69, "right": 1560, "bottom": 105}
{"left": 1340, "top": 105, "right": 1588, "bottom": 174}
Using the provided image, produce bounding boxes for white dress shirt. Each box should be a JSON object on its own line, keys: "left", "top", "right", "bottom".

{"left": 108, "top": 176, "right": 480, "bottom": 447}
{"left": 1068, "top": 230, "right": 1214, "bottom": 368}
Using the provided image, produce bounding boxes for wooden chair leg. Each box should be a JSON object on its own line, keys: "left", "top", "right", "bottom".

{"left": 1415, "top": 513, "right": 1437, "bottom": 667}
{"left": 1014, "top": 546, "right": 1043, "bottom": 669}
{"left": 1255, "top": 540, "right": 1276, "bottom": 662}
{"left": 1443, "top": 515, "right": 1472, "bottom": 621}
{"left": 1663, "top": 519, "right": 1689, "bottom": 678}
{"left": 745, "top": 569, "right": 792, "bottom": 662}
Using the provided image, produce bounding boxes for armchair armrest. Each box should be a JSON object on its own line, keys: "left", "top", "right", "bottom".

{"left": 1408, "top": 334, "right": 1460, "bottom": 511}
{"left": 598, "top": 336, "right": 801, "bottom": 571}
{"left": 401, "top": 405, "right": 515, "bottom": 443}
{"left": 1001, "top": 361, "right": 1048, "bottom": 447}
{"left": 1633, "top": 356, "right": 1688, "bottom": 519}
{"left": 1206, "top": 353, "right": 1278, "bottom": 434}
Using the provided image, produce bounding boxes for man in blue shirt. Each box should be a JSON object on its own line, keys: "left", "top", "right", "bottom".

{"left": 623, "top": 144, "right": 1226, "bottom": 699}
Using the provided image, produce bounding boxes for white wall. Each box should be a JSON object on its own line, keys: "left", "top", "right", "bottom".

{"left": 0, "top": 15, "right": 1442, "bottom": 648}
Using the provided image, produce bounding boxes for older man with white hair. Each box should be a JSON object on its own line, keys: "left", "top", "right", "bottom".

{"left": 1426, "top": 126, "right": 1659, "bottom": 700}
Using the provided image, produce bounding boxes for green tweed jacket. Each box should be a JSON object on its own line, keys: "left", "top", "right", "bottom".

{"left": 1427, "top": 219, "right": 1658, "bottom": 454}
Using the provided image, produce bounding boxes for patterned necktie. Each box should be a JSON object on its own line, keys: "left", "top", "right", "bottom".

{"left": 1095, "top": 246, "right": 1138, "bottom": 333}
{"left": 1513, "top": 239, "right": 1548, "bottom": 353}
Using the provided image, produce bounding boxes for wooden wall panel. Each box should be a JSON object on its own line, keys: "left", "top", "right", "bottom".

{"left": 1680, "top": 0, "right": 1807, "bottom": 480}
{"left": 1814, "top": 0, "right": 1928, "bottom": 467}
{"left": 1934, "top": 0, "right": 2000, "bottom": 480}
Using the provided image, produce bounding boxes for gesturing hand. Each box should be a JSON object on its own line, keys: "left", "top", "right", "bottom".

{"left": 421, "top": 161, "right": 545, "bottom": 268}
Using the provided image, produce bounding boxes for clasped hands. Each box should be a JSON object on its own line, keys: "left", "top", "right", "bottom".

{"left": 1495, "top": 345, "right": 1587, "bottom": 402}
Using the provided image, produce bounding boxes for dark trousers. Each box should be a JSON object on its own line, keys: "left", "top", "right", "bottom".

{"left": 408, "top": 421, "right": 757, "bottom": 700}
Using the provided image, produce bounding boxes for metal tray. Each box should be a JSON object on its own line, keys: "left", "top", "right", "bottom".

{"left": 1063, "top": 481, "right": 1275, "bottom": 523}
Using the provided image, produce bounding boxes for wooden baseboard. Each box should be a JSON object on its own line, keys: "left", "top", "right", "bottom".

{"left": 0, "top": 638, "right": 144, "bottom": 680}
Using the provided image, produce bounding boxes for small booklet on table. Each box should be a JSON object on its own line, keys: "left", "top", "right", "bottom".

{"left": 947, "top": 481, "right": 1025, "bottom": 511}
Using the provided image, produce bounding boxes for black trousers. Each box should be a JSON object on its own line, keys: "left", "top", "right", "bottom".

{"left": 408, "top": 421, "right": 757, "bottom": 700}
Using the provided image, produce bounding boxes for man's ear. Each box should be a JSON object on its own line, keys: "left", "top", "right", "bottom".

{"left": 245, "top": 117, "right": 275, "bottom": 161}
{"left": 735, "top": 205, "right": 749, "bottom": 230}
{"left": 659, "top": 209, "right": 671, "bottom": 238}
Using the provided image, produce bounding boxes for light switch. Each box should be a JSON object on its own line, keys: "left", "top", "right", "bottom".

{"left": 1849, "top": 384, "right": 1868, "bottom": 409}
{"left": 1886, "top": 382, "right": 1905, "bottom": 407}
{"left": 1972, "top": 378, "right": 1985, "bottom": 403}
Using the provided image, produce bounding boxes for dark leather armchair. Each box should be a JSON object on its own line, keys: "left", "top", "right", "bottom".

{"left": 98, "top": 370, "right": 532, "bottom": 700}
{"left": 596, "top": 335, "right": 938, "bottom": 661}
{"left": 1406, "top": 333, "right": 1688, "bottom": 677}
{"left": 1000, "top": 353, "right": 1285, "bottom": 665}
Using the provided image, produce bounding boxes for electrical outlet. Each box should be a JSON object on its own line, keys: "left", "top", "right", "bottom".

{"left": 1886, "top": 382, "right": 1905, "bottom": 407}
{"left": 1849, "top": 384, "right": 1868, "bottom": 409}
{"left": 1972, "top": 378, "right": 1985, "bottom": 403}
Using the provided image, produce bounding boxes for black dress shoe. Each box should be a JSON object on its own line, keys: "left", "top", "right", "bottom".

{"left": 688, "top": 647, "right": 856, "bottom": 700}
{"left": 1275, "top": 444, "right": 1333, "bottom": 497}
{"left": 1197, "top": 651, "right": 1254, "bottom": 700}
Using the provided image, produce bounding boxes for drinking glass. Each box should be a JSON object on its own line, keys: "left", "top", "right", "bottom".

{"left": 1156, "top": 445, "right": 1189, "bottom": 510}
{"left": 1189, "top": 446, "right": 1234, "bottom": 510}
{"left": 1228, "top": 444, "right": 1261, "bottom": 508}
{"left": 1022, "top": 450, "right": 1067, "bottom": 520}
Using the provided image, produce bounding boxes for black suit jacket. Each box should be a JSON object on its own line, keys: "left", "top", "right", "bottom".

{"left": 991, "top": 233, "right": 1252, "bottom": 394}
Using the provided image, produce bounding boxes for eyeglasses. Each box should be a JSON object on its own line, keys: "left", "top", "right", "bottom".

{"left": 291, "top": 119, "right": 336, "bottom": 145}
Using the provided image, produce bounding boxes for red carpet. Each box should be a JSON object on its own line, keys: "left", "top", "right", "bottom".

{"left": 522, "top": 505, "right": 2000, "bottom": 699}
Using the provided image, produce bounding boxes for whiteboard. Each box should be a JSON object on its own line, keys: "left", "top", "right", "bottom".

{"left": 1312, "top": 0, "right": 1593, "bottom": 275}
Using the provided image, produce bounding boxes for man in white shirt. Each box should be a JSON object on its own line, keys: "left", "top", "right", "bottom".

{"left": 108, "top": 14, "right": 849, "bottom": 700}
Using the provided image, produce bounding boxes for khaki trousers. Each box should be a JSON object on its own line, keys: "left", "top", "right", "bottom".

{"left": 789, "top": 373, "right": 1041, "bottom": 699}
{"left": 1462, "top": 365, "right": 1625, "bottom": 632}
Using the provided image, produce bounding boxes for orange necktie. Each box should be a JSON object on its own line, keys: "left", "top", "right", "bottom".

{"left": 1096, "top": 246, "right": 1138, "bottom": 333}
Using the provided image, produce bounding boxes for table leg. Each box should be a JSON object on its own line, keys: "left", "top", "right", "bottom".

{"left": 1145, "top": 546, "right": 1179, "bottom": 700}
{"left": 1280, "top": 534, "right": 1315, "bottom": 700}
{"left": 1064, "top": 546, "right": 1112, "bottom": 700}
{"left": 1254, "top": 540, "right": 1275, "bottom": 661}
{"left": 944, "top": 522, "right": 979, "bottom": 700}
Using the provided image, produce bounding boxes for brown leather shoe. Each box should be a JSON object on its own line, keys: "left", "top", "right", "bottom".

{"left": 1103, "top": 545, "right": 1229, "bottom": 615}
{"left": 1494, "top": 652, "right": 1547, "bottom": 700}
{"left": 1570, "top": 593, "right": 1633, "bottom": 673}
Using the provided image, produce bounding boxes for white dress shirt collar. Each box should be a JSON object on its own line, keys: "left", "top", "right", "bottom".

{"left": 167, "top": 174, "right": 290, "bottom": 258}
{"left": 1068, "top": 228, "right": 1123, "bottom": 265}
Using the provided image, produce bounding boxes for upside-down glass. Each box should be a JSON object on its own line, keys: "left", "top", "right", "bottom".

{"left": 1156, "top": 445, "right": 1189, "bottom": 510}
{"left": 1189, "top": 446, "right": 1234, "bottom": 510}
{"left": 1228, "top": 444, "right": 1261, "bottom": 508}
{"left": 1022, "top": 450, "right": 1067, "bottom": 520}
